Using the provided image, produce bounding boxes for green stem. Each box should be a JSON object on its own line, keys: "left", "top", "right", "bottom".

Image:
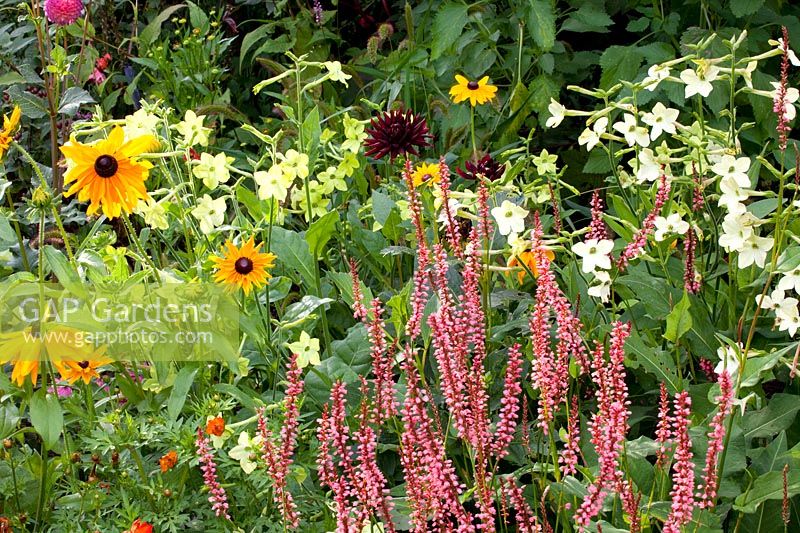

{"left": 121, "top": 213, "right": 162, "bottom": 285}
{"left": 5, "top": 189, "right": 31, "bottom": 272}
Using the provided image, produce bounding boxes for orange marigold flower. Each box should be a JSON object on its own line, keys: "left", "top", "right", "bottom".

{"left": 125, "top": 519, "right": 153, "bottom": 533}
{"left": 159, "top": 450, "right": 178, "bottom": 473}
{"left": 206, "top": 416, "right": 225, "bottom": 437}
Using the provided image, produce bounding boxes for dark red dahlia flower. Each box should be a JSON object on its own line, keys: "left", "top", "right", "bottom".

{"left": 364, "top": 109, "right": 431, "bottom": 160}
{"left": 457, "top": 154, "right": 504, "bottom": 181}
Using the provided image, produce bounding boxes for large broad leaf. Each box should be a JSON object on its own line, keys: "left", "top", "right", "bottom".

{"left": 730, "top": 0, "right": 765, "bottom": 18}
{"left": 304, "top": 324, "right": 371, "bottom": 406}
{"left": 306, "top": 211, "right": 339, "bottom": 259}
{"left": 43, "top": 245, "right": 87, "bottom": 300}
{"left": 527, "top": 0, "right": 556, "bottom": 51}
{"left": 269, "top": 227, "right": 316, "bottom": 288}
{"left": 742, "top": 394, "right": 800, "bottom": 440}
{"left": 599, "top": 45, "right": 643, "bottom": 89}
{"left": 664, "top": 292, "right": 692, "bottom": 342}
{"left": 0, "top": 403, "right": 20, "bottom": 440}
{"left": 626, "top": 332, "right": 680, "bottom": 393}
{"left": 167, "top": 366, "right": 198, "bottom": 421}
{"left": 431, "top": 3, "right": 469, "bottom": 60}
{"left": 58, "top": 87, "right": 94, "bottom": 116}
{"left": 734, "top": 469, "right": 800, "bottom": 514}
{"left": 139, "top": 4, "right": 186, "bottom": 48}
{"left": 30, "top": 388, "right": 63, "bottom": 449}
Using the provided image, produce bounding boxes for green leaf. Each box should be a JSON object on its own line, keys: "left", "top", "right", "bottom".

{"left": 561, "top": 2, "right": 613, "bottom": 33}
{"left": 664, "top": 292, "right": 692, "bottom": 342}
{"left": 29, "top": 388, "right": 63, "bottom": 449}
{"left": 281, "top": 295, "right": 334, "bottom": 326}
{"left": 43, "top": 246, "right": 87, "bottom": 300}
{"left": 0, "top": 213, "right": 15, "bottom": 245}
{"left": 302, "top": 106, "right": 322, "bottom": 167}
{"left": 187, "top": 1, "right": 209, "bottom": 31}
{"left": 306, "top": 210, "right": 338, "bottom": 259}
{"left": 599, "top": 45, "right": 643, "bottom": 90}
{"left": 58, "top": 87, "right": 94, "bottom": 116}
{"left": 730, "top": 0, "right": 765, "bottom": 18}
{"left": 527, "top": 0, "right": 556, "bottom": 51}
{"left": 167, "top": 366, "right": 198, "bottom": 421}
{"left": 734, "top": 469, "right": 800, "bottom": 513}
{"left": 626, "top": 332, "right": 680, "bottom": 393}
{"left": 431, "top": 3, "right": 469, "bottom": 60}
{"left": 742, "top": 394, "right": 800, "bottom": 440}
{"left": 0, "top": 71, "right": 24, "bottom": 86}
{"left": 239, "top": 24, "right": 271, "bottom": 70}
{"left": 0, "top": 403, "right": 20, "bottom": 440}
{"left": 270, "top": 227, "right": 316, "bottom": 289}
{"left": 139, "top": 4, "right": 186, "bottom": 48}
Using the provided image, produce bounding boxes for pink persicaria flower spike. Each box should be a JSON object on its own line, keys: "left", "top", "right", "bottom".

{"left": 663, "top": 391, "right": 695, "bottom": 533}
{"left": 586, "top": 189, "right": 609, "bottom": 241}
{"left": 44, "top": 0, "right": 84, "bottom": 25}
{"left": 655, "top": 382, "right": 672, "bottom": 468}
{"left": 195, "top": 428, "right": 231, "bottom": 520}
{"left": 697, "top": 370, "right": 734, "bottom": 508}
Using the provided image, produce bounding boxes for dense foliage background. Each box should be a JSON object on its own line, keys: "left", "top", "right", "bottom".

{"left": 3, "top": 1, "right": 800, "bottom": 532}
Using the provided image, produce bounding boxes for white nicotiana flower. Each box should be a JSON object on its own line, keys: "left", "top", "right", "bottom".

{"left": 738, "top": 61, "right": 757, "bottom": 89}
{"left": 717, "top": 176, "right": 751, "bottom": 211}
{"left": 533, "top": 149, "right": 558, "bottom": 175}
{"left": 323, "top": 61, "right": 351, "bottom": 86}
{"left": 587, "top": 269, "right": 612, "bottom": 302}
{"left": 680, "top": 63, "right": 720, "bottom": 98}
{"left": 613, "top": 113, "right": 650, "bottom": 148}
{"left": 719, "top": 213, "right": 753, "bottom": 252}
{"left": 437, "top": 198, "right": 462, "bottom": 229}
{"left": 641, "top": 102, "right": 680, "bottom": 140}
{"left": 254, "top": 164, "right": 293, "bottom": 201}
{"left": 193, "top": 152, "right": 233, "bottom": 190}
{"left": 279, "top": 149, "right": 310, "bottom": 181}
{"left": 738, "top": 234, "right": 774, "bottom": 269}
{"left": 643, "top": 63, "right": 670, "bottom": 91}
{"left": 191, "top": 194, "right": 226, "bottom": 234}
{"left": 632, "top": 148, "right": 662, "bottom": 183}
{"left": 769, "top": 82, "right": 800, "bottom": 121}
{"left": 578, "top": 116, "right": 608, "bottom": 151}
{"left": 572, "top": 238, "right": 614, "bottom": 273}
{"left": 491, "top": 200, "right": 528, "bottom": 236}
{"left": 133, "top": 198, "right": 169, "bottom": 231}
{"left": 124, "top": 108, "right": 160, "bottom": 138}
{"left": 715, "top": 344, "right": 741, "bottom": 377}
{"left": 174, "top": 110, "right": 211, "bottom": 147}
{"left": 228, "top": 431, "right": 264, "bottom": 474}
{"left": 653, "top": 213, "right": 690, "bottom": 241}
{"left": 771, "top": 37, "right": 800, "bottom": 66}
{"left": 712, "top": 155, "right": 751, "bottom": 188}
{"left": 546, "top": 99, "right": 566, "bottom": 128}
{"left": 286, "top": 331, "right": 321, "bottom": 368}
{"left": 777, "top": 304, "right": 800, "bottom": 337}
{"left": 778, "top": 267, "right": 800, "bottom": 294}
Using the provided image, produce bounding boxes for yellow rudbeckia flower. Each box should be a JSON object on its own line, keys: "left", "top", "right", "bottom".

{"left": 449, "top": 75, "right": 497, "bottom": 106}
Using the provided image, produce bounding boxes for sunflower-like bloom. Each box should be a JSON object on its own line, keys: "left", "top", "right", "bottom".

{"left": 457, "top": 154, "right": 505, "bottom": 181}
{"left": 0, "top": 326, "right": 94, "bottom": 386}
{"left": 60, "top": 126, "right": 159, "bottom": 219}
{"left": 0, "top": 105, "right": 21, "bottom": 161}
{"left": 411, "top": 162, "right": 441, "bottom": 187}
{"left": 364, "top": 109, "right": 431, "bottom": 161}
{"left": 54, "top": 352, "right": 112, "bottom": 384}
{"left": 210, "top": 237, "right": 276, "bottom": 295}
{"left": 449, "top": 75, "right": 497, "bottom": 106}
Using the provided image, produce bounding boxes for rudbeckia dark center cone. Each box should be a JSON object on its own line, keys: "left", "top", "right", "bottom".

{"left": 235, "top": 257, "right": 254, "bottom": 275}
{"left": 94, "top": 155, "right": 118, "bottom": 178}
{"left": 467, "top": 81, "right": 480, "bottom": 90}
{"left": 78, "top": 360, "right": 90, "bottom": 369}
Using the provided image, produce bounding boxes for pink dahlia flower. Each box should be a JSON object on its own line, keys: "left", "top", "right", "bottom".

{"left": 44, "top": 0, "right": 84, "bottom": 26}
